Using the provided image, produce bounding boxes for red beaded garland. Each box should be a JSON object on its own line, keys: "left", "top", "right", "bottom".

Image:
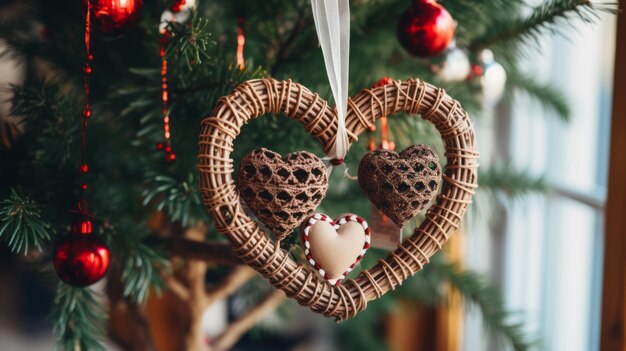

{"left": 236, "top": 17, "right": 246, "bottom": 70}
{"left": 156, "top": 4, "right": 184, "bottom": 162}
{"left": 53, "top": 1, "right": 111, "bottom": 287}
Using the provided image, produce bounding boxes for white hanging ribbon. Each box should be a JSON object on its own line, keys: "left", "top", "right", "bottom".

{"left": 311, "top": 0, "right": 350, "bottom": 162}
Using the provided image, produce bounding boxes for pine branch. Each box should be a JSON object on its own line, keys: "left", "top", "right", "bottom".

{"left": 9, "top": 83, "right": 81, "bottom": 169}
{"left": 165, "top": 14, "right": 216, "bottom": 69}
{"left": 506, "top": 68, "right": 571, "bottom": 122}
{"left": 469, "top": 0, "right": 618, "bottom": 51}
{"left": 270, "top": 1, "right": 312, "bottom": 75}
{"left": 120, "top": 241, "right": 169, "bottom": 303}
{"left": 142, "top": 171, "right": 209, "bottom": 227}
{"left": 171, "top": 63, "right": 267, "bottom": 96}
{"left": 51, "top": 283, "right": 107, "bottom": 351}
{"left": 472, "top": 165, "right": 547, "bottom": 219}
{"left": 478, "top": 165, "right": 547, "bottom": 201}
{"left": 425, "top": 256, "right": 537, "bottom": 351}
{"left": 107, "top": 223, "right": 170, "bottom": 303}
{"left": 10, "top": 83, "right": 60, "bottom": 128}
{"left": 0, "top": 189, "right": 53, "bottom": 255}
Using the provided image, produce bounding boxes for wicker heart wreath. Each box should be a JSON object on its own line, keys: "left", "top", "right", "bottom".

{"left": 198, "top": 78, "right": 478, "bottom": 321}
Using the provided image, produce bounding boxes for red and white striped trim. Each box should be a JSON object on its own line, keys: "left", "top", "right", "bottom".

{"left": 301, "top": 213, "right": 372, "bottom": 286}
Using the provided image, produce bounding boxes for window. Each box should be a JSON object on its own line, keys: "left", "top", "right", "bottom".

{"left": 464, "top": 13, "right": 616, "bottom": 351}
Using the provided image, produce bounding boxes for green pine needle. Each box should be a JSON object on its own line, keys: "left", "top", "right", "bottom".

{"left": 430, "top": 258, "right": 538, "bottom": 351}
{"left": 506, "top": 69, "right": 572, "bottom": 122}
{"left": 470, "top": 0, "right": 618, "bottom": 51}
{"left": 142, "top": 172, "right": 209, "bottom": 227}
{"left": 51, "top": 283, "right": 107, "bottom": 351}
{"left": 165, "top": 14, "right": 216, "bottom": 70}
{"left": 0, "top": 189, "right": 53, "bottom": 255}
{"left": 109, "top": 225, "right": 170, "bottom": 303}
{"left": 479, "top": 166, "right": 548, "bottom": 201}
{"left": 472, "top": 165, "right": 547, "bottom": 220}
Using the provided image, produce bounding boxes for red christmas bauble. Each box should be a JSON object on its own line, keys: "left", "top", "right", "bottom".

{"left": 397, "top": 0, "right": 455, "bottom": 58}
{"left": 89, "top": 0, "right": 144, "bottom": 36}
{"left": 53, "top": 219, "right": 110, "bottom": 287}
{"left": 170, "top": 0, "right": 187, "bottom": 13}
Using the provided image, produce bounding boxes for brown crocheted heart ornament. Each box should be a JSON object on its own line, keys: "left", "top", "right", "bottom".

{"left": 238, "top": 148, "right": 328, "bottom": 240}
{"left": 358, "top": 144, "right": 442, "bottom": 226}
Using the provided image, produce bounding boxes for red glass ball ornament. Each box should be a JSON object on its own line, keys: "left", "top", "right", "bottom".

{"left": 397, "top": 0, "right": 455, "bottom": 58}
{"left": 171, "top": 0, "right": 187, "bottom": 13}
{"left": 89, "top": 0, "right": 144, "bottom": 36}
{"left": 53, "top": 220, "right": 110, "bottom": 287}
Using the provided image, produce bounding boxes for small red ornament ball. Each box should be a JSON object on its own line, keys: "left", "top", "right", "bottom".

{"left": 170, "top": 0, "right": 187, "bottom": 13}
{"left": 397, "top": 0, "right": 455, "bottom": 57}
{"left": 53, "top": 219, "right": 110, "bottom": 287}
{"left": 89, "top": 0, "right": 144, "bottom": 36}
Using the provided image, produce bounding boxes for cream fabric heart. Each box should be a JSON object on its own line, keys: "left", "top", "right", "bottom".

{"left": 302, "top": 213, "right": 371, "bottom": 285}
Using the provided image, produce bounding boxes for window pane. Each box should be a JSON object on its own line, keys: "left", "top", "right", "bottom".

{"left": 545, "top": 16, "right": 615, "bottom": 193}
{"left": 541, "top": 196, "right": 602, "bottom": 351}
{"left": 464, "top": 10, "right": 615, "bottom": 351}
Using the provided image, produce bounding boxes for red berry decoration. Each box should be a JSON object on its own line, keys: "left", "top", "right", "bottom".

{"left": 89, "top": 0, "right": 144, "bottom": 36}
{"left": 53, "top": 217, "right": 110, "bottom": 287}
{"left": 397, "top": 0, "right": 455, "bottom": 57}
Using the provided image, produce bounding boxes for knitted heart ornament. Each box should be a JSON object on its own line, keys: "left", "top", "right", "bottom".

{"left": 358, "top": 144, "right": 442, "bottom": 226}
{"left": 238, "top": 148, "right": 328, "bottom": 240}
{"left": 199, "top": 78, "right": 478, "bottom": 321}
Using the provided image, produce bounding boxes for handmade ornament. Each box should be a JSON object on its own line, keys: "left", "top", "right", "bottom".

{"left": 358, "top": 145, "right": 441, "bottom": 226}
{"left": 53, "top": 214, "right": 110, "bottom": 287}
{"left": 198, "top": 77, "right": 478, "bottom": 321}
{"left": 397, "top": 0, "right": 455, "bottom": 57}
{"left": 199, "top": 0, "right": 476, "bottom": 322}
{"left": 237, "top": 148, "right": 328, "bottom": 240}
{"left": 52, "top": 0, "right": 110, "bottom": 287}
{"left": 89, "top": 0, "right": 143, "bottom": 36}
{"left": 156, "top": 4, "right": 176, "bottom": 161}
{"left": 301, "top": 214, "right": 370, "bottom": 285}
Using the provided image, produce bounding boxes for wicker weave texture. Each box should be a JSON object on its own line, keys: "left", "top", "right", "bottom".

{"left": 198, "top": 78, "right": 478, "bottom": 321}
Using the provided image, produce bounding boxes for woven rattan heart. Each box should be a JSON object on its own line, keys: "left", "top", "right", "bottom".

{"left": 199, "top": 78, "right": 478, "bottom": 321}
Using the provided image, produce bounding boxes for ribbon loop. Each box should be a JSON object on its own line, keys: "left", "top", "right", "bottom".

{"left": 311, "top": 0, "right": 350, "bottom": 161}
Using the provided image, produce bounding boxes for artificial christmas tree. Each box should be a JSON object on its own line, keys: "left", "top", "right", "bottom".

{"left": 0, "top": 0, "right": 615, "bottom": 350}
